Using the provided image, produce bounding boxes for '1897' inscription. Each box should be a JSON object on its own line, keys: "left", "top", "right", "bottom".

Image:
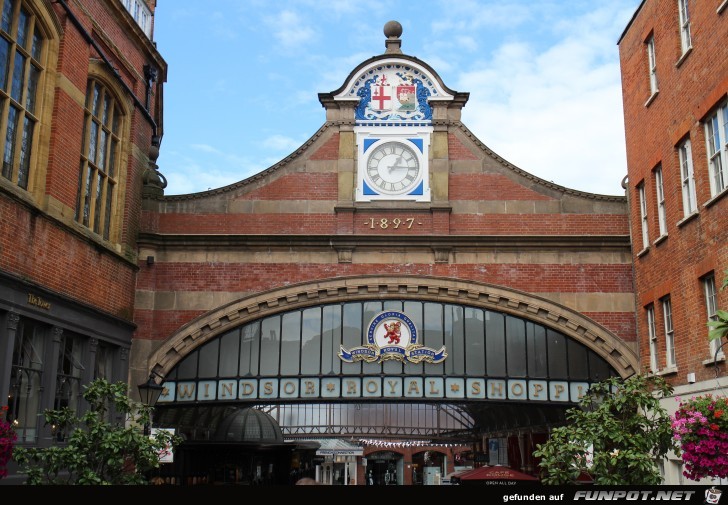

{"left": 364, "top": 217, "right": 423, "bottom": 229}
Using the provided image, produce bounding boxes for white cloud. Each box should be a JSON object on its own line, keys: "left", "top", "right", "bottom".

{"left": 267, "top": 10, "right": 317, "bottom": 50}
{"left": 261, "top": 135, "right": 302, "bottom": 152}
{"left": 190, "top": 144, "right": 222, "bottom": 154}
{"left": 456, "top": 7, "right": 629, "bottom": 195}
{"left": 155, "top": 0, "right": 640, "bottom": 196}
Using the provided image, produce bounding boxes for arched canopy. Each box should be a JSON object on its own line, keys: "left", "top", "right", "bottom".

{"left": 148, "top": 276, "right": 638, "bottom": 381}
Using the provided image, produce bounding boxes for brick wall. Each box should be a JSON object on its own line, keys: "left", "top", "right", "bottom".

{"left": 619, "top": 0, "right": 728, "bottom": 384}
{"left": 1, "top": 0, "right": 164, "bottom": 322}
{"left": 137, "top": 116, "right": 634, "bottom": 354}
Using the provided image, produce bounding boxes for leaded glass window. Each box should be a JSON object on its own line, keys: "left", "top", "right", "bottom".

{"left": 76, "top": 79, "right": 122, "bottom": 240}
{"left": 0, "top": 0, "right": 44, "bottom": 190}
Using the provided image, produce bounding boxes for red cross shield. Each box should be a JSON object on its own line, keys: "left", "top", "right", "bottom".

{"left": 370, "top": 84, "right": 392, "bottom": 111}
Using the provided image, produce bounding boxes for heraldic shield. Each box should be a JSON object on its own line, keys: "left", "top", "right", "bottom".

{"left": 338, "top": 311, "right": 447, "bottom": 364}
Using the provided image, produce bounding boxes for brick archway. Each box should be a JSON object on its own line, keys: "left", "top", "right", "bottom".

{"left": 146, "top": 275, "right": 638, "bottom": 380}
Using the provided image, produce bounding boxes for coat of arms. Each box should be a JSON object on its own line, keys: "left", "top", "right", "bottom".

{"left": 370, "top": 75, "right": 392, "bottom": 112}
{"left": 363, "top": 71, "right": 426, "bottom": 120}
{"left": 339, "top": 311, "right": 447, "bottom": 364}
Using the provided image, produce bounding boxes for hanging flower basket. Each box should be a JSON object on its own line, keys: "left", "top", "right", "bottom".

{"left": 671, "top": 394, "right": 728, "bottom": 481}
{"left": 0, "top": 406, "right": 16, "bottom": 478}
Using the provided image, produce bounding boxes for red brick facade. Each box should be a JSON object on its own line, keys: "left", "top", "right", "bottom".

{"left": 0, "top": 0, "right": 165, "bottom": 482}
{"left": 135, "top": 57, "right": 637, "bottom": 381}
{"left": 133, "top": 30, "right": 638, "bottom": 484}
{"left": 1, "top": 0, "right": 164, "bottom": 319}
{"left": 619, "top": 0, "right": 727, "bottom": 386}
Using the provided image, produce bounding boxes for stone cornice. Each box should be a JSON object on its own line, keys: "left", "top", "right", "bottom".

{"left": 137, "top": 233, "right": 631, "bottom": 251}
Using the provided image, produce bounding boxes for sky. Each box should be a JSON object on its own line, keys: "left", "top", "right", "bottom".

{"left": 153, "top": 0, "right": 642, "bottom": 197}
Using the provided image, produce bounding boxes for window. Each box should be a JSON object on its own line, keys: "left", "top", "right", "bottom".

{"left": 94, "top": 340, "right": 114, "bottom": 380}
{"left": 655, "top": 166, "right": 667, "bottom": 236}
{"left": 647, "top": 305, "right": 659, "bottom": 372}
{"left": 704, "top": 274, "right": 723, "bottom": 360}
{"left": 0, "top": 0, "right": 45, "bottom": 190}
{"left": 8, "top": 317, "right": 45, "bottom": 443}
{"left": 647, "top": 35, "right": 658, "bottom": 95}
{"left": 76, "top": 79, "right": 122, "bottom": 240}
{"left": 705, "top": 102, "right": 727, "bottom": 197}
{"left": 678, "top": 139, "right": 697, "bottom": 216}
{"left": 638, "top": 182, "right": 649, "bottom": 249}
{"left": 678, "top": 0, "right": 691, "bottom": 54}
{"left": 120, "top": 0, "right": 152, "bottom": 38}
{"left": 55, "top": 331, "right": 84, "bottom": 413}
{"left": 663, "top": 297, "right": 676, "bottom": 368}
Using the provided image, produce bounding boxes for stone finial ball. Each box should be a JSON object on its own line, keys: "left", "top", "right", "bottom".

{"left": 384, "top": 20, "right": 403, "bottom": 38}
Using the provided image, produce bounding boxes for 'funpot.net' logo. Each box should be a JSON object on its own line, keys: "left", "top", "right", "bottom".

{"left": 574, "top": 490, "right": 697, "bottom": 501}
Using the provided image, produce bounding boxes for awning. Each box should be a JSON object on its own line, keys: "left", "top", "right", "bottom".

{"left": 290, "top": 438, "right": 364, "bottom": 457}
{"left": 450, "top": 465, "right": 539, "bottom": 484}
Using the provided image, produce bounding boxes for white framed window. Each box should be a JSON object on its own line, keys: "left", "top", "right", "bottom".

{"left": 704, "top": 274, "right": 723, "bottom": 360}
{"left": 655, "top": 166, "right": 667, "bottom": 236}
{"left": 647, "top": 35, "right": 658, "bottom": 95}
{"left": 119, "top": 0, "right": 152, "bottom": 38}
{"left": 677, "top": 461, "right": 685, "bottom": 485}
{"left": 638, "top": 182, "right": 649, "bottom": 249}
{"left": 678, "top": 139, "right": 697, "bottom": 216}
{"left": 663, "top": 297, "right": 676, "bottom": 368}
{"left": 678, "top": 0, "right": 691, "bottom": 54}
{"left": 705, "top": 102, "right": 728, "bottom": 197}
{"left": 647, "top": 305, "right": 659, "bottom": 372}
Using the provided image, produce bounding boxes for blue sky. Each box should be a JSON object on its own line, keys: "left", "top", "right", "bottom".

{"left": 153, "top": 0, "right": 642, "bottom": 196}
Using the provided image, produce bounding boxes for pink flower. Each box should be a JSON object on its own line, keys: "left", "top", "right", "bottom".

{"left": 671, "top": 394, "right": 728, "bottom": 481}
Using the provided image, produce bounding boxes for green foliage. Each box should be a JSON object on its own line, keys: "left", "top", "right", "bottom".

{"left": 708, "top": 309, "right": 728, "bottom": 343}
{"left": 708, "top": 270, "right": 728, "bottom": 344}
{"left": 13, "top": 378, "right": 181, "bottom": 485}
{"left": 533, "top": 374, "right": 677, "bottom": 485}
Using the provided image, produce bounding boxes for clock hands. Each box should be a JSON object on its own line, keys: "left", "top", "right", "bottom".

{"left": 387, "top": 155, "right": 408, "bottom": 172}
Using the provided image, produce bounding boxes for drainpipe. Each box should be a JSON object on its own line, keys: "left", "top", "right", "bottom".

{"left": 56, "top": 0, "right": 158, "bottom": 137}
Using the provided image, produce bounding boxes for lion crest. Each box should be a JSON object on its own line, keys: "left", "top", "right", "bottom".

{"left": 383, "top": 321, "right": 401, "bottom": 344}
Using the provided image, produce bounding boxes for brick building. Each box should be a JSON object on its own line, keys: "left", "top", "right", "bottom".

{"left": 133, "top": 21, "right": 636, "bottom": 485}
{"left": 5, "top": 0, "right": 722, "bottom": 487}
{"left": 0, "top": 0, "right": 165, "bottom": 483}
{"left": 618, "top": 0, "right": 728, "bottom": 485}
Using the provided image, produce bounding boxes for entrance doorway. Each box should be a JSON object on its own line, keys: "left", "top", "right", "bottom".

{"left": 366, "top": 450, "right": 402, "bottom": 485}
{"left": 412, "top": 449, "right": 446, "bottom": 485}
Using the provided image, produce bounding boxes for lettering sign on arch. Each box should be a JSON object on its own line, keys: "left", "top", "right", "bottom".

{"left": 157, "top": 377, "right": 593, "bottom": 404}
{"left": 155, "top": 308, "right": 596, "bottom": 406}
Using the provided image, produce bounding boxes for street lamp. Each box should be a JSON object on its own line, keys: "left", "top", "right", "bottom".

{"left": 137, "top": 374, "right": 164, "bottom": 436}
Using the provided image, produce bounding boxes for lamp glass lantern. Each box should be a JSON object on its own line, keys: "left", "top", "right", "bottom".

{"left": 137, "top": 375, "right": 164, "bottom": 435}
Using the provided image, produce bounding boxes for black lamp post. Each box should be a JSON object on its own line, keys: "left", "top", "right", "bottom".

{"left": 137, "top": 374, "right": 164, "bottom": 436}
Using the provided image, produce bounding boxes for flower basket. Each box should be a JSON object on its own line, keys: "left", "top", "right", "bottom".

{"left": 0, "top": 407, "right": 16, "bottom": 478}
{"left": 671, "top": 394, "right": 728, "bottom": 481}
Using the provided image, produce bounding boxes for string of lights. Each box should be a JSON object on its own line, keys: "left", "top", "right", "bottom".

{"left": 357, "top": 438, "right": 470, "bottom": 448}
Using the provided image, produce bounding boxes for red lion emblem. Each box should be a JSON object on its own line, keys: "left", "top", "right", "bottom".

{"left": 383, "top": 321, "right": 401, "bottom": 344}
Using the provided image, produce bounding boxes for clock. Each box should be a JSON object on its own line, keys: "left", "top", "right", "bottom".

{"left": 365, "top": 141, "right": 421, "bottom": 195}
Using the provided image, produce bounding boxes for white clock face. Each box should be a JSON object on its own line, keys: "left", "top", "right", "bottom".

{"left": 365, "top": 141, "right": 421, "bottom": 195}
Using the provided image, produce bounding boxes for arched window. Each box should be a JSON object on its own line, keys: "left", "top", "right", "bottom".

{"left": 0, "top": 0, "right": 45, "bottom": 189}
{"left": 76, "top": 78, "right": 123, "bottom": 240}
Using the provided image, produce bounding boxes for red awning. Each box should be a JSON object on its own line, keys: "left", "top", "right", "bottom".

{"left": 450, "top": 465, "right": 539, "bottom": 484}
